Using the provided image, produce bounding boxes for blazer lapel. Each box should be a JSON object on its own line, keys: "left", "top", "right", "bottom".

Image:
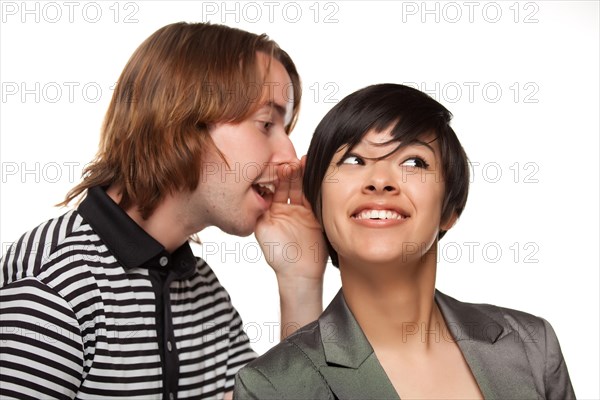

{"left": 318, "top": 291, "right": 399, "bottom": 400}
{"left": 435, "top": 290, "right": 540, "bottom": 399}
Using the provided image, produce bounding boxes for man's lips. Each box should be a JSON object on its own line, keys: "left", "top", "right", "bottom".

{"left": 252, "top": 182, "right": 276, "bottom": 198}
{"left": 251, "top": 183, "right": 274, "bottom": 212}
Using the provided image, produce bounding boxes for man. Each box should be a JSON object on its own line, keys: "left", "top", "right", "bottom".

{"left": 0, "top": 22, "right": 326, "bottom": 399}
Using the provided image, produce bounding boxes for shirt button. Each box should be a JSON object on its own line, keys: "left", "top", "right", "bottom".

{"left": 167, "top": 340, "right": 172, "bottom": 352}
{"left": 169, "top": 392, "right": 175, "bottom": 400}
{"left": 159, "top": 256, "right": 168, "bottom": 267}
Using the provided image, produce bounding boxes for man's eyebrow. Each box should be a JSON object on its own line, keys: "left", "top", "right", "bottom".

{"left": 262, "top": 101, "right": 287, "bottom": 120}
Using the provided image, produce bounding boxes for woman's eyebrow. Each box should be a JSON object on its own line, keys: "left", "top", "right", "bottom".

{"left": 361, "top": 138, "right": 437, "bottom": 155}
{"left": 405, "top": 138, "right": 437, "bottom": 155}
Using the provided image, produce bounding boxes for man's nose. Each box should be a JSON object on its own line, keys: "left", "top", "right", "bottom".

{"left": 271, "top": 132, "right": 298, "bottom": 165}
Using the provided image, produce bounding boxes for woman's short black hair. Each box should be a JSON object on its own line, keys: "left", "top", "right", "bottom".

{"left": 303, "top": 83, "right": 470, "bottom": 267}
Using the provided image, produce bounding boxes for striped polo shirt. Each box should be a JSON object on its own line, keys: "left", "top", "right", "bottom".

{"left": 0, "top": 186, "right": 257, "bottom": 399}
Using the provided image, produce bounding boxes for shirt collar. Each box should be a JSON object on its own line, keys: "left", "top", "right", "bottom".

{"left": 78, "top": 186, "right": 196, "bottom": 278}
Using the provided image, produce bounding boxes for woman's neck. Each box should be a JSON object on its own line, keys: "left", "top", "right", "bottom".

{"left": 340, "top": 247, "right": 442, "bottom": 350}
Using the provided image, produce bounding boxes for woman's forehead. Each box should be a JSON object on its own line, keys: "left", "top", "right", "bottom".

{"left": 347, "top": 128, "right": 438, "bottom": 151}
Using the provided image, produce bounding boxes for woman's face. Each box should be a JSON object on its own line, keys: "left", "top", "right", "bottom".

{"left": 320, "top": 128, "right": 454, "bottom": 267}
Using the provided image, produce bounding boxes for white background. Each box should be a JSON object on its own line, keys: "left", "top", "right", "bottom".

{"left": 1, "top": 1, "right": 598, "bottom": 397}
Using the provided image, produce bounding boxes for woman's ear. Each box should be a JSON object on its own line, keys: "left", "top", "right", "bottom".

{"left": 440, "top": 211, "right": 458, "bottom": 232}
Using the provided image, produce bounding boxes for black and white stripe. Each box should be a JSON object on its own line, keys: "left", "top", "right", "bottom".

{"left": 1, "top": 210, "right": 256, "bottom": 399}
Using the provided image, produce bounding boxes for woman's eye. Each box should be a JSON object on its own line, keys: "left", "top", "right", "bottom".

{"left": 402, "top": 157, "right": 429, "bottom": 168}
{"left": 340, "top": 154, "right": 364, "bottom": 165}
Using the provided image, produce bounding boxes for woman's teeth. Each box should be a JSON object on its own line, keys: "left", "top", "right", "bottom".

{"left": 353, "top": 209, "right": 405, "bottom": 220}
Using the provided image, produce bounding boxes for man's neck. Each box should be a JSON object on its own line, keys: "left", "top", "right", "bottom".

{"left": 106, "top": 185, "right": 200, "bottom": 252}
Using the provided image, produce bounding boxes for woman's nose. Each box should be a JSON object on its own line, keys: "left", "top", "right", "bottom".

{"left": 362, "top": 162, "right": 399, "bottom": 194}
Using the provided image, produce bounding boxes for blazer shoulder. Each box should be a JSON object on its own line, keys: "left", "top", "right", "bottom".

{"left": 461, "top": 298, "right": 575, "bottom": 400}
{"left": 437, "top": 290, "right": 549, "bottom": 341}
{"left": 236, "top": 321, "right": 333, "bottom": 399}
{"left": 437, "top": 291, "right": 575, "bottom": 398}
{"left": 243, "top": 320, "right": 326, "bottom": 373}
{"left": 472, "top": 299, "right": 550, "bottom": 346}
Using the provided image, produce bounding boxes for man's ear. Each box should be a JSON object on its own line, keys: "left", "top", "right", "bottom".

{"left": 440, "top": 211, "right": 459, "bottom": 232}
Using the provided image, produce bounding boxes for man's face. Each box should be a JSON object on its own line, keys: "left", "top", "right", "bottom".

{"left": 191, "top": 53, "right": 298, "bottom": 236}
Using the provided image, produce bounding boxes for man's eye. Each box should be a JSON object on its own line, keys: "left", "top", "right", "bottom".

{"left": 340, "top": 154, "right": 364, "bottom": 165}
{"left": 402, "top": 157, "right": 429, "bottom": 168}
{"left": 258, "top": 121, "right": 273, "bottom": 132}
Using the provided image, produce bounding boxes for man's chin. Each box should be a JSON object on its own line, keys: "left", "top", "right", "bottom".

{"left": 222, "top": 223, "right": 255, "bottom": 238}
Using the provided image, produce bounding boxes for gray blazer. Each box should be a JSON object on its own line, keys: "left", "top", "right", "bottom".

{"left": 234, "top": 290, "right": 575, "bottom": 399}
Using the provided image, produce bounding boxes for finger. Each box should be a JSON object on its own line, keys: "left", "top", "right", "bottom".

{"left": 299, "top": 156, "right": 312, "bottom": 209}
{"left": 273, "top": 165, "right": 291, "bottom": 204}
{"left": 286, "top": 162, "right": 303, "bottom": 205}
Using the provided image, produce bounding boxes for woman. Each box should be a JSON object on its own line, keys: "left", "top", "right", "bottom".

{"left": 234, "top": 84, "right": 575, "bottom": 399}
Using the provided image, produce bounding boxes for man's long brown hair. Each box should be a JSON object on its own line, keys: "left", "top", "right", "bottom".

{"left": 60, "top": 22, "right": 301, "bottom": 219}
